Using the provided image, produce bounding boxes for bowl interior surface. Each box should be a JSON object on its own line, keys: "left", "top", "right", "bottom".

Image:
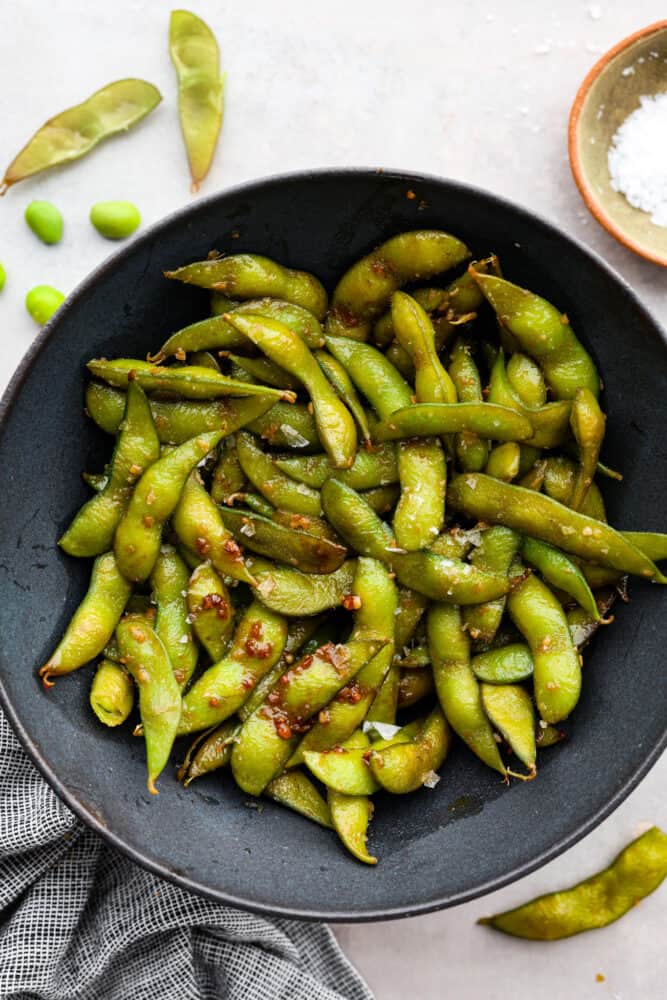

{"left": 572, "top": 22, "right": 667, "bottom": 264}
{"left": 1, "top": 170, "right": 666, "bottom": 921}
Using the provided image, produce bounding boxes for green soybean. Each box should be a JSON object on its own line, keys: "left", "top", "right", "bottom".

{"left": 90, "top": 200, "right": 141, "bottom": 240}
{"left": 25, "top": 285, "right": 65, "bottom": 325}
{"left": 25, "top": 200, "right": 63, "bottom": 244}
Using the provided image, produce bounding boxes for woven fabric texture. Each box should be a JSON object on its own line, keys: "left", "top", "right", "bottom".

{"left": 0, "top": 707, "right": 373, "bottom": 1000}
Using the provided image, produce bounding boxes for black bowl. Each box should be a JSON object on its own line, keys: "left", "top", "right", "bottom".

{"left": 1, "top": 169, "right": 666, "bottom": 922}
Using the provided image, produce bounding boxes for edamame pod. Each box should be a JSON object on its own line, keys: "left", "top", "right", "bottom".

{"left": 486, "top": 442, "right": 521, "bottom": 482}
{"left": 393, "top": 438, "right": 446, "bottom": 551}
{"left": 369, "top": 706, "right": 451, "bottom": 794}
{"left": 325, "top": 335, "right": 413, "bottom": 419}
{"left": 427, "top": 604, "right": 507, "bottom": 776}
{"left": 114, "top": 430, "right": 223, "bottom": 582}
{"left": 391, "top": 291, "right": 457, "bottom": 404}
{"left": 478, "top": 827, "right": 667, "bottom": 939}
{"left": 507, "top": 569, "right": 581, "bottom": 723}
{"left": 60, "top": 383, "right": 160, "bottom": 557}
{"left": 522, "top": 536, "right": 600, "bottom": 619}
{"left": 372, "top": 403, "right": 533, "bottom": 443}
{"left": 471, "top": 644, "right": 534, "bottom": 684}
{"left": 115, "top": 617, "right": 181, "bottom": 794}
{"left": 542, "top": 455, "right": 607, "bottom": 522}
{"left": 165, "top": 254, "right": 328, "bottom": 320}
{"left": 87, "top": 358, "right": 290, "bottom": 401}
{"left": 236, "top": 432, "right": 322, "bottom": 515}
{"left": 210, "top": 436, "right": 245, "bottom": 503}
{"left": 326, "top": 231, "right": 470, "bottom": 340}
{"left": 275, "top": 443, "right": 398, "bottom": 490}
{"left": 180, "top": 719, "right": 239, "bottom": 785}
{"left": 90, "top": 659, "right": 134, "bottom": 727}
{"left": 448, "top": 338, "right": 490, "bottom": 472}
{"left": 398, "top": 667, "right": 434, "bottom": 708}
{"left": 506, "top": 353, "right": 547, "bottom": 408}
{"left": 481, "top": 683, "right": 536, "bottom": 776}
{"left": 220, "top": 506, "right": 347, "bottom": 573}
{"left": 246, "top": 401, "right": 319, "bottom": 450}
{"left": 227, "top": 314, "right": 357, "bottom": 468}
{"left": 85, "top": 382, "right": 276, "bottom": 443}
{"left": 266, "top": 771, "right": 333, "bottom": 828}
{"left": 462, "top": 526, "right": 520, "bottom": 644}
{"left": 40, "top": 552, "right": 132, "bottom": 684}
{"left": 151, "top": 545, "right": 198, "bottom": 688}
{"left": 328, "top": 790, "right": 376, "bottom": 864}
{"left": 471, "top": 269, "right": 600, "bottom": 399}
{"left": 315, "top": 350, "right": 372, "bottom": 445}
{"left": 248, "top": 557, "right": 357, "bottom": 616}
{"left": 488, "top": 351, "right": 572, "bottom": 449}
{"left": 447, "top": 474, "right": 667, "bottom": 582}
{"left": 178, "top": 601, "right": 288, "bottom": 734}
{"left": 227, "top": 352, "right": 298, "bottom": 391}
{"left": 186, "top": 563, "right": 234, "bottom": 661}
{"left": 569, "top": 388, "right": 606, "bottom": 511}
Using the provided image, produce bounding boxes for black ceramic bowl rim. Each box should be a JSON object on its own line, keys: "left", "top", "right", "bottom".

{"left": 1, "top": 168, "right": 666, "bottom": 923}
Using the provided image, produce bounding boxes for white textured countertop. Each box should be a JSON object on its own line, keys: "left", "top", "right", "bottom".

{"left": 1, "top": 2, "right": 665, "bottom": 997}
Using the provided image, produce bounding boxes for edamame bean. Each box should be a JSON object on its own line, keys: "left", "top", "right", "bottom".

{"left": 170, "top": 10, "right": 224, "bottom": 191}
{"left": 165, "top": 253, "right": 328, "bottom": 320}
{"left": 115, "top": 617, "right": 181, "bottom": 794}
{"left": 90, "top": 659, "right": 134, "bottom": 727}
{"left": 186, "top": 562, "right": 234, "bottom": 661}
{"left": 114, "top": 430, "right": 223, "bottom": 582}
{"left": 478, "top": 827, "right": 667, "bottom": 939}
{"left": 25, "top": 285, "right": 65, "bottom": 325}
{"left": 39, "top": 552, "right": 132, "bottom": 684}
{"left": 151, "top": 545, "right": 198, "bottom": 689}
{"left": 90, "top": 201, "right": 141, "bottom": 240}
{"left": 25, "top": 200, "right": 63, "bottom": 244}
{"left": 0, "top": 80, "right": 161, "bottom": 194}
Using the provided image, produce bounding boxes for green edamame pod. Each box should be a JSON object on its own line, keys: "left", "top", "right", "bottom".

{"left": 288, "top": 557, "right": 397, "bottom": 765}
{"left": 481, "top": 683, "right": 536, "bottom": 776}
{"left": 150, "top": 299, "right": 325, "bottom": 363}
{"left": 179, "top": 719, "right": 239, "bottom": 785}
{"left": 266, "top": 770, "right": 333, "bottom": 828}
{"left": 506, "top": 353, "right": 547, "bottom": 408}
{"left": 114, "top": 430, "right": 223, "bottom": 582}
{"left": 236, "top": 431, "right": 322, "bottom": 516}
{"left": 488, "top": 351, "right": 572, "bottom": 449}
{"left": 566, "top": 589, "right": 616, "bottom": 650}
{"left": 569, "top": 388, "right": 606, "bottom": 511}
{"left": 210, "top": 292, "right": 237, "bottom": 315}
{"left": 369, "top": 706, "right": 451, "bottom": 793}
{"left": 326, "top": 230, "right": 470, "bottom": 340}
{"left": 367, "top": 663, "right": 400, "bottom": 725}
{"left": 60, "top": 383, "right": 160, "bottom": 556}
{"left": 228, "top": 313, "right": 357, "bottom": 468}
{"left": 362, "top": 484, "right": 401, "bottom": 515}
{"left": 87, "top": 358, "right": 290, "bottom": 402}
{"left": 315, "top": 350, "right": 372, "bottom": 445}
{"left": 186, "top": 563, "right": 234, "bottom": 662}
{"left": 536, "top": 723, "right": 566, "bottom": 749}
{"left": 518, "top": 456, "right": 547, "bottom": 491}
{"left": 507, "top": 569, "right": 582, "bottom": 723}
{"left": 85, "top": 381, "right": 276, "bottom": 444}
{"left": 448, "top": 474, "right": 667, "bottom": 583}
{"left": 275, "top": 443, "right": 398, "bottom": 491}
{"left": 471, "top": 644, "right": 534, "bottom": 684}
{"left": 0, "top": 79, "right": 162, "bottom": 194}
{"left": 429, "top": 528, "right": 474, "bottom": 561}
{"left": 165, "top": 254, "right": 328, "bottom": 320}
{"left": 115, "top": 617, "right": 181, "bottom": 794}
{"left": 188, "top": 350, "right": 221, "bottom": 370}
{"left": 246, "top": 401, "right": 319, "bottom": 451}
{"left": 391, "top": 291, "right": 457, "bottom": 404}
{"left": 220, "top": 506, "right": 347, "bottom": 574}
{"left": 448, "top": 338, "right": 490, "bottom": 472}
{"left": 522, "top": 537, "right": 600, "bottom": 620}
{"left": 398, "top": 667, "right": 434, "bottom": 708}
{"left": 172, "top": 470, "right": 256, "bottom": 585}
{"left": 371, "top": 403, "right": 533, "bottom": 443}
{"left": 40, "top": 552, "right": 132, "bottom": 684}
{"left": 231, "top": 637, "right": 385, "bottom": 795}
{"left": 210, "top": 436, "right": 245, "bottom": 503}
{"left": 478, "top": 827, "right": 667, "bottom": 940}
{"left": 462, "top": 526, "right": 520, "bottom": 644}
{"left": 321, "top": 478, "right": 510, "bottom": 605}
{"left": 393, "top": 438, "right": 446, "bottom": 551}
{"left": 486, "top": 442, "right": 521, "bottom": 482}
{"left": 621, "top": 531, "right": 667, "bottom": 562}
{"left": 269, "top": 507, "right": 342, "bottom": 543}
{"left": 150, "top": 545, "right": 198, "bottom": 689}
{"left": 542, "top": 455, "right": 607, "bottom": 522}
{"left": 89, "top": 659, "right": 134, "bottom": 727}
{"left": 471, "top": 269, "right": 600, "bottom": 399}
{"left": 328, "top": 790, "right": 376, "bottom": 864}
{"left": 248, "top": 556, "right": 357, "bottom": 616}
{"left": 178, "top": 601, "right": 288, "bottom": 734}
{"left": 228, "top": 353, "right": 299, "bottom": 391}
{"left": 169, "top": 10, "right": 224, "bottom": 191}
{"left": 427, "top": 604, "right": 507, "bottom": 776}
{"left": 325, "top": 335, "right": 413, "bottom": 419}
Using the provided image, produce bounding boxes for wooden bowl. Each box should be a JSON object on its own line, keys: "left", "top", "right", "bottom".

{"left": 569, "top": 20, "right": 667, "bottom": 267}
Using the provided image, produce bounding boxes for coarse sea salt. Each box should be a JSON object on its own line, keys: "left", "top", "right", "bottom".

{"left": 608, "top": 92, "right": 667, "bottom": 227}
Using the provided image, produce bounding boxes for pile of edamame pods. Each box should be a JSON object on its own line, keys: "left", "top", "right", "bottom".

{"left": 41, "top": 230, "right": 667, "bottom": 866}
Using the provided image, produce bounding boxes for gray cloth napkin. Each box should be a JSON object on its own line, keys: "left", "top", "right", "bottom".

{"left": 0, "top": 708, "right": 373, "bottom": 1000}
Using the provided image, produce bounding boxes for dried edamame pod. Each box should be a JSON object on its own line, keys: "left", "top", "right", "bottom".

{"left": 60, "top": 383, "right": 160, "bottom": 556}
{"left": 0, "top": 79, "right": 161, "bottom": 194}
{"left": 227, "top": 314, "right": 357, "bottom": 468}
{"left": 114, "top": 430, "right": 223, "bottom": 582}
{"left": 150, "top": 545, "right": 198, "bottom": 689}
{"left": 39, "top": 552, "right": 132, "bottom": 685}
{"left": 177, "top": 601, "right": 288, "bottom": 735}
{"left": 326, "top": 231, "right": 470, "bottom": 340}
{"left": 478, "top": 827, "right": 667, "bottom": 939}
{"left": 85, "top": 382, "right": 276, "bottom": 444}
{"left": 186, "top": 562, "right": 234, "bottom": 661}
{"left": 170, "top": 10, "right": 224, "bottom": 191}
{"left": 90, "top": 659, "right": 135, "bottom": 727}
{"left": 115, "top": 617, "right": 181, "bottom": 794}
{"left": 165, "top": 254, "right": 328, "bottom": 320}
